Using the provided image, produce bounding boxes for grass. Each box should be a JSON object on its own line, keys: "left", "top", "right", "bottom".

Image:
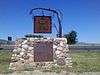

{"left": 0, "top": 50, "right": 13, "bottom": 74}
{"left": 0, "top": 50, "right": 100, "bottom": 74}
{"left": 70, "top": 51, "right": 100, "bottom": 72}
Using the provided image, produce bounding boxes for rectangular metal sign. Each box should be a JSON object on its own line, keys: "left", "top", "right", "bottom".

{"left": 34, "top": 41, "right": 53, "bottom": 62}
{"left": 34, "top": 16, "right": 52, "bottom": 33}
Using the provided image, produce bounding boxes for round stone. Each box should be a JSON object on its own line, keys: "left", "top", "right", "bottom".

{"left": 17, "top": 48, "right": 22, "bottom": 52}
{"left": 20, "top": 52, "right": 24, "bottom": 56}
{"left": 28, "top": 47, "right": 34, "bottom": 50}
{"left": 59, "top": 41, "right": 64, "bottom": 46}
{"left": 53, "top": 45, "right": 57, "bottom": 49}
{"left": 57, "top": 58, "right": 66, "bottom": 66}
{"left": 21, "top": 48, "right": 26, "bottom": 52}
{"left": 57, "top": 46, "right": 63, "bottom": 50}
{"left": 22, "top": 44, "right": 29, "bottom": 50}
{"left": 27, "top": 53, "right": 33, "bottom": 57}
{"left": 55, "top": 50, "right": 61, "bottom": 55}
{"left": 29, "top": 38, "right": 35, "bottom": 41}
{"left": 12, "top": 54, "right": 15, "bottom": 57}
{"left": 20, "top": 58, "right": 24, "bottom": 61}
{"left": 11, "top": 57, "right": 15, "bottom": 60}
{"left": 18, "top": 44, "right": 22, "bottom": 47}
{"left": 13, "top": 49, "right": 17, "bottom": 53}
{"left": 22, "top": 40, "right": 27, "bottom": 44}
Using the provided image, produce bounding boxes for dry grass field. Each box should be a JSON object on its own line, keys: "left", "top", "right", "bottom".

{"left": 0, "top": 50, "right": 100, "bottom": 74}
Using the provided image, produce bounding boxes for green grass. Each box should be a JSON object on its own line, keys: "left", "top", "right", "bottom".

{"left": 0, "top": 50, "right": 13, "bottom": 74}
{"left": 70, "top": 51, "right": 100, "bottom": 72}
{"left": 0, "top": 50, "right": 100, "bottom": 74}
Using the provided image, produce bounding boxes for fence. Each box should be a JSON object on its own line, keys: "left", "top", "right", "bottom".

{"left": 69, "top": 44, "right": 100, "bottom": 51}
{"left": 0, "top": 44, "right": 100, "bottom": 51}
{"left": 0, "top": 45, "right": 15, "bottom": 50}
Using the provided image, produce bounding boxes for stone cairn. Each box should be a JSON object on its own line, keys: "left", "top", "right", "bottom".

{"left": 9, "top": 38, "right": 72, "bottom": 71}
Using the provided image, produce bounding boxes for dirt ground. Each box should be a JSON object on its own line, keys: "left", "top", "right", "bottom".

{"left": 0, "top": 71, "right": 100, "bottom": 75}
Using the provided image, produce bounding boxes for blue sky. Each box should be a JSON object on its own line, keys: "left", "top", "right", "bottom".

{"left": 0, "top": 0, "right": 100, "bottom": 43}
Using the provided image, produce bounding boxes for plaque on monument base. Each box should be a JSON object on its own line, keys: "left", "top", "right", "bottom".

{"left": 34, "top": 41, "right": 53, "bottom": 62}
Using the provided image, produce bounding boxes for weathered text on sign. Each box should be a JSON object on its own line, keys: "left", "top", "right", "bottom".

{"left": 34, "top": 41, "right": 53, "bottom": 62}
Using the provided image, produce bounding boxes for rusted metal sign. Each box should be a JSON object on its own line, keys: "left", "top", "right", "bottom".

{"left": 34, "top": 41, "right": 53, "bottom": 62}
{"left": 34, "top": 16, "right": 52, "bottom": 33}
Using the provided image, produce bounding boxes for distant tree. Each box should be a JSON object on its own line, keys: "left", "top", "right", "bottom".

{"left": 64, "top": 30, "right": 78, "bottom": 44}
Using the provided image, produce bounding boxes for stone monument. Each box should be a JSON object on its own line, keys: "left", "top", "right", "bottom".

{"left": 9, "top": 38, "right": 72, "bottom": 71}
{"left": 9, "top": 8, "right": 72, "bottom": 71}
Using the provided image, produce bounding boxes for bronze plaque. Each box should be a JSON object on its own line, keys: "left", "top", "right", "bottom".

{"left": 34, "top": 41, "right": 53, "bottom": 62}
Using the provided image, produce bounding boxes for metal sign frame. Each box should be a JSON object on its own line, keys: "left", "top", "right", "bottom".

{"left": 30, "top": 8, "right": 63, "bottom": 38}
